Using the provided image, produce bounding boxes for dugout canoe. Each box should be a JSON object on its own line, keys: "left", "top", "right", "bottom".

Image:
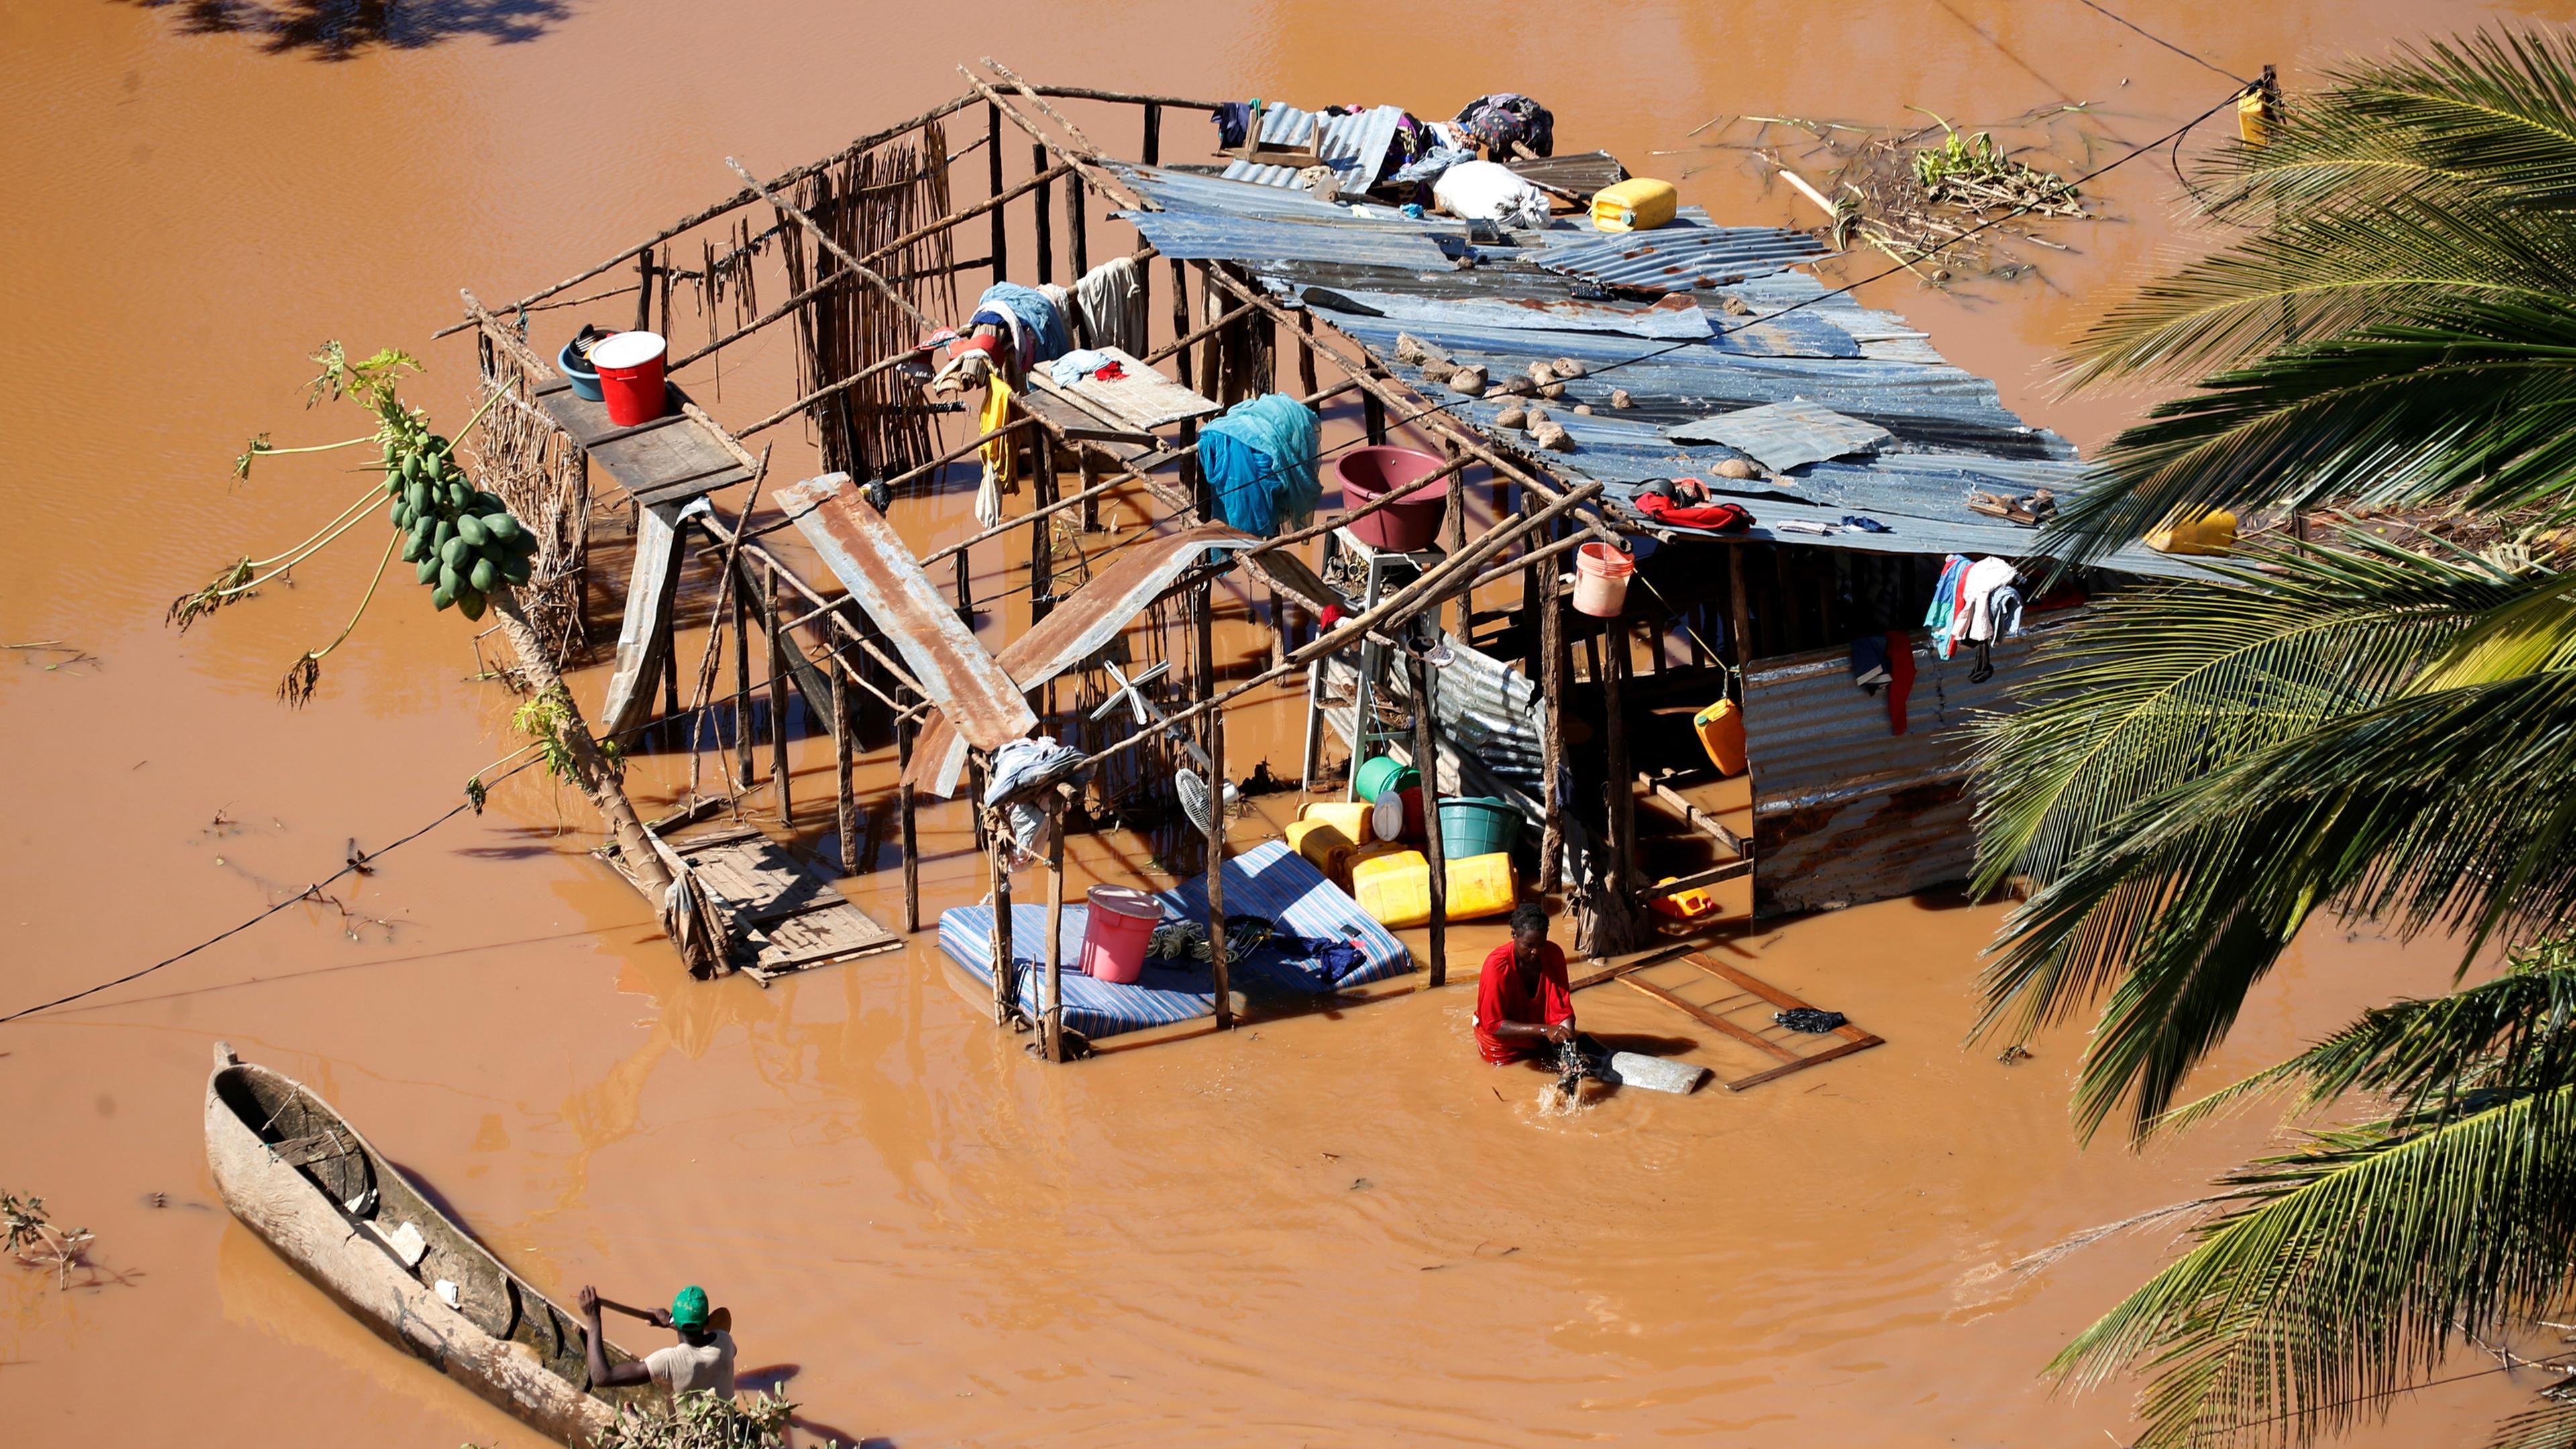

{"left": 205, "top": 1042, "right": 642, "bottom": 1443}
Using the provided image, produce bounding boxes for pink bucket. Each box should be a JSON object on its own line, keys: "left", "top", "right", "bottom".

{"left": 1080, "top": 885, "right": 1164, "bottom": 984}
{"left": 1572, "top": 542, "right": 1634, "bottom": 618}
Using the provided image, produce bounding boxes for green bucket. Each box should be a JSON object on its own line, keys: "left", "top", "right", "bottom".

{"left": 1353, "top": 755, "right": 1419, "bottom": 803}
{"left": 1438, "top": 796, "right": 1519, "bottom": 859}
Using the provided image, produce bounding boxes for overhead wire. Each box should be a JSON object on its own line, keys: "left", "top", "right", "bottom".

{"left": 2070, "top": 0, "right": 2251, "bottom": 86}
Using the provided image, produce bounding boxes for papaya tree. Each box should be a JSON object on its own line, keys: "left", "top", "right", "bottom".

{"left": 176, "top": 343, "right": 669, "bottom": 896}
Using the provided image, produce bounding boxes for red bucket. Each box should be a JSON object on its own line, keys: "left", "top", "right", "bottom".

{"left": 590, "top": 331, "right": 668, "bottom": 427}
{"left": 1079, "top": 885, "right": 1164, "bottom": 985}
{"left": 1335, "top": 445, "right": 1448, "bottom": 551}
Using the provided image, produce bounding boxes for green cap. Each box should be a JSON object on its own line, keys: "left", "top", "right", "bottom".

{"left": 669, "top": 1285, "right": 710, "bottom": 1330}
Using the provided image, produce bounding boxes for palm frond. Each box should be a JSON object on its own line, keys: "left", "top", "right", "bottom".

{"left": 2055, "top": 1085, "right": 2576, "bottom": 1448}
{"left": 2156, "top": 954, "right": 2576, "bottom": 1136}
{"left": 1980, "top": 667, "right": 2576, "bottom": 1136}
{"left": 1973, "top": 538, "right": 2523, "bottom": 892}
{"left": 2416, "top": 578, "right": 2576, "bottom": 690}
{"left": 2489, "top": 1400, "right": 2576, "bottom": 1449}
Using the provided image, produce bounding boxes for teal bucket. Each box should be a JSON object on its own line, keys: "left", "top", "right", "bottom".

{"left": 1353, "top": 755, "right": 1419, "bottom": 803}
{"left": 1438, "top": 796, "right": 1519, "bottom": 859}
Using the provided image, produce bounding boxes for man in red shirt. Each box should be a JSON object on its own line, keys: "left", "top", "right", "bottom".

{"left": 1476, "top": 903, "right": 1581, "bottom": 1065}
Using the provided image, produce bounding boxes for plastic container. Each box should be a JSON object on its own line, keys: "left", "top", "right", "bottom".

{"left": 2147, "top": 508, "right": 2239, "bottom": 557}
{"left": 1079, "top": 884, "right": 1165, "bottom": 984}
{"left": 1298, "top": 800, "right": 1375, "bottom": 843}
{"left": 1650, "top": 876, "right": 1724, "bottom": 920}
{"left": 1572, "top": 542, "right": 1633, "bottom": 617}
{"left": 557, "top": 337, "right": 604, "bottom": 402}
{"left": 1437, "top": 796, "right": 1519, "bottom": 860}
{"left": 1591, "top": 178, "right": 1678, "bottom": 233}
{"left": 1371, "top": 784, "right": 1427, "bottom": 845}
{"left": 1336, "top": 446, "right": 1449, "bottom": 551}
{"left": 1352, "top": 755, "right": 1419, "bottom": 804}
{"left": 590, "top": 330, "right": 669, "bottom": 427}
{"left": 1350, "top": 850, "right": 1517, "bottom": 928}
{"left": 1693, "top": 697, "right": 1748, "bottom": 776}
{"left": 1286, "top": 817, "right": 1360, "bottom": 882}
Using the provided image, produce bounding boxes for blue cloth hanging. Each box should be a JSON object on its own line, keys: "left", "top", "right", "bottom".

{"left": 975, "top": 282, "right": 1071, "bottom": 363}
{"left": 1198, "top": 394, "right": 1322, "bottom": 537}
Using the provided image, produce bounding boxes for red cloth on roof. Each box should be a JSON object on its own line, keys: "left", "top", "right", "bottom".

{"left": 1476, "top": 940, "right": 1572, "bottom": 1064}
{"left": 1633, "top": 491, "right": 1753, "bottom": 532}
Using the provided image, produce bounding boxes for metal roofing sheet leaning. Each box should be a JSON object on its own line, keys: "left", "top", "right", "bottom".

{"left": 1117, "top": 210, "right": 1456, "bottom": 270}
{"left": 1296, "top": 286, "right": 1713, "bottom": 339}
{"left": 902, "top": 522, "right": 1263, "bottom": 798}
{"left": 1538, "top": 225, "right": 1829, "bottom": 290}
{"left": 1221, "top": 104, "right": 1408, "bottom": 192}
{"left": 1740, "top": 614, "right": 2086, "bottom": 915}
{"left": 773, "top": 472, "right": 1036, "bottom": 755}
{"left": 1669, "top": 400, "right": 1895, "bottom": 472}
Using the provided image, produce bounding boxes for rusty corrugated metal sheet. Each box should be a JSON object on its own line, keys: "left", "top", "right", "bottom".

{"left": 902, "top": 521, "right": 1262, "bottom": 797}
{"left": 1220, "top": 104, "right": 1408, "bottom": 193}
{"left": 775, "top": 472, "right": 1036, "bottom": 755}
{"left": 1741, "top": 609, "right": 2090, "bottom": 916}
{"left": 1295, "top": 285, "right": 1713, "bottom": 339}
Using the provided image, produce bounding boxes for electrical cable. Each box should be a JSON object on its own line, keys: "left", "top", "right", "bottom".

{"left": 2070, "top": 0, "right": 2251, "bottom": 85}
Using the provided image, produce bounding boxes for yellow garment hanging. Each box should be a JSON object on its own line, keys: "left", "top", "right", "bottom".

{"left": 979, "top": 374, "right": 1018, "bottom": 489}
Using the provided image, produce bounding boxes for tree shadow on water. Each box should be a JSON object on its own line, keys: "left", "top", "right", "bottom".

{"left": 123, "top": 0, "right": 571, "bottom": 60}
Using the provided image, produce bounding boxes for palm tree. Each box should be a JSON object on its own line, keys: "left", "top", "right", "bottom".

{"left": 1968, "top": 26, "right": 2576, "bottom": 1446}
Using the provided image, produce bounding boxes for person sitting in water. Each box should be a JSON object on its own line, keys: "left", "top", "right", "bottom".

{"left": 1477, "top": 902, "right": 1589, "bottom": 1065}
{"left": 579, "top": 1283, "right": 737, "bottom": 1403}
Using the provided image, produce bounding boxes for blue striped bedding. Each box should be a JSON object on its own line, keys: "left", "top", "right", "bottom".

{"left": 935, "top": 841, "right": 1413, "bottom": 1038}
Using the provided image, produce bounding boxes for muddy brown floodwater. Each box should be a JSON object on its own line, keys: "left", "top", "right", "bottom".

{"left": 7, "top": 2, "right": 2575, "bottom": 1445}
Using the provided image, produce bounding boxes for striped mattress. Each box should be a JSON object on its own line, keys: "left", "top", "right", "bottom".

{"left": 936, "top": 841, "right": 1413, "bottom": 1038}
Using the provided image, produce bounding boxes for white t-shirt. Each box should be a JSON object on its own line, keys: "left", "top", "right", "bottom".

{"left": 643, "top": 1330, "right": 737, "bottom": 1401}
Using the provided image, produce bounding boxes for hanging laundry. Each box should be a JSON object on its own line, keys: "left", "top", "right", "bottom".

{"left": 1199, "top": 393, "right": 1322, "bottom": 536}
{"left": 1984, "top": 583, "right": 2025, "bottom": 642}
{"left": 1073, "top": 256, "right": 1147, "bottom": 355}
{"left": 975, "top": 282, "right": 1071, "bottom": 365}
{"left": 1049, "top": 348, "right": 1116, "bottom": 386}
{"left": 982, "top": 735, "right": 1087, "bottom": 864}
{"left": 1036, "top": 283, "right": 1078, "bottom": 352}
{"left": 1960, "top": 557, "right": 2020, "bottom": 644}
{"left": 973, "top": 374, "right": 1018, "bottom": 531}
{"left": 1211, "top": 101, "right": 1257, "bottom": 150}
{"left": 1851, "top": 635, "right": 1891, "bottom": 691}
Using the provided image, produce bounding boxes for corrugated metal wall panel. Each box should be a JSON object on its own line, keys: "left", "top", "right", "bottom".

{"left": 1741, "top": 610, "right": 2090, "bottom": 915}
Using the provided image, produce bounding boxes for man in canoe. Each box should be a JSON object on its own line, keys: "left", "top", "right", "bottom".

{"left": 1475, "top": 903, "right": 1608, "bottom": 1077}
{"left": 579, "top": 1283, "right": 738, "bottom": 1402}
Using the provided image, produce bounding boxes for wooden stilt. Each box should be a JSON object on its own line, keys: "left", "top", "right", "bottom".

{"left": 898, "top": 701, "right": 920, "bottom": 932}
{"left": 1412, "top": 651, "right": 1448, "bottom": 988}
{"left": 989, "top": 820, "right": 1016, "bottom": 1026}
{"left": 1142, "top": 102, "right": 1161, "bottom": 165}
{"left": 1030, "top": 430, "right": 1057, "bottom": 624}
{"left": 765, "top": 572, "right": 792, "bottom": 826}
{"left": 1077, "top": 445, "right": 1099, "bottom": 532}
{"left": 1538, "top": 571, "right": 1566, "bottom": 894}
{"left": 1295, "top": 309, "right": 1319, "bottom": 396}
{"left": 1444, "top": 439, "right": 1468, "bottom": 640}
{"left": 969, "top": 756, "right": 989, "bottom": 852}
{"left": 987, "top": 105, "right": 1008, "bottom": 281}
{"left": 1364, "top": 390, "right": 1387, "bottom": 445}
{"left": 1032, "top": 144, "right": 1053, "bottom": 286}
{"left": 955, "top": 547, "right": 973, "bottom": 623}
{"left": 1043, "top": 800, "right": 1067, "bottom": 1062}
{"left": 1601, "top": 629, "right": 1638, "bottom": 935}
{"left": 1067, "top": 174, "right": 1088, "bottom": 279}
{"left": 833, "top": 651, "right": 856, "bottom": 873}
{"left": 1727, "top": 543, "right": 1754, "bottom": 690}
{"left": 1168, "top": 259, "right": 1193, "bottom": 390}
{"left": 633, "top": 247, "right": 654, "bottom": 334}
{"left": 733, "top": 564, "right": 755, "bottom": 783}
{"left": 1205, "top": 707, "right": 1232, "bottom": 1030}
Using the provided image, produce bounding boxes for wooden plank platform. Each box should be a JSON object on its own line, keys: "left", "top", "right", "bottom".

{"left": 669, "top": 824, "right": 902, "bottom": 983}
{"left": 533, "top": 375, "right": 753, "bottom": 508}
{"left": 1613, "top": 951, "right": 1882, "bottom": 1090}
{"left": 1032, "top": 348, "right": 1221, "bottom": 434}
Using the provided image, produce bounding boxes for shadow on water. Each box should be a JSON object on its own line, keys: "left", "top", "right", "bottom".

{"left": 121, "top": 0, "right": 571, "bottom": 59}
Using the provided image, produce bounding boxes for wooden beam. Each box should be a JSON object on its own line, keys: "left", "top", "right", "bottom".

{"left": 1638, "top": 859, "right": 1750, "bottom": 899}
{"left": 1638, "top": 773, "right": 1748, "bottom": 857}
{"left": 724, "top": 156, "right": 938, "bottom": 334}
{"left": 1621, "top": 975, "right": 1801, "bottom": 1062}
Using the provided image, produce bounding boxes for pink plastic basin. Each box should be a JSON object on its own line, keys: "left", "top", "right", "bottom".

{"left": 1080, "top": 884, "right": 1164, "bottom": 984}
{"left": 1336, "top": 445, "right": 1448, "bottom": 551}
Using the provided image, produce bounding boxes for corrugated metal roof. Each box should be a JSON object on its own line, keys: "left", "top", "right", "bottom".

{"left": 1536, "top": 224, "right": 1830, "bottom": 292}
{"left": 1670, "top": 400, "right": 1896, "bottom": 472}
{"left": 1117, "top": 209, "right": 1456, "bottom": 270}
{"left": 1740, "top": 612, "right": 2087, "bottom": 915}
{"left": 1293, "top": 286, "right": 1713, "bottom": 339}
{"left": 775, "top": 473, "right": 1036, "bottom": 754}
{"left": 1220, "top": 104, "right": 1409, "bottom": 193}
{"left": 903, "top": 523, "right": 1261, "bottom": 798}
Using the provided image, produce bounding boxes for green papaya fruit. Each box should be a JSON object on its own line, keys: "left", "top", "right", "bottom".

{"left": 484, "top": 511, "right": 523, "bottom": 543}
{"left": 474, "top": 490, "right": 505, "bottom": 513}
{"left": 405, "top": 480, "right": 430, "bottom": 515}
{"left": 455, "top": 515, "right": 490, "bottom": 549}
{"left": 441, "top": 537, "right": 472, "bottom": 570}
{"left": 400, "top": 531, "right": 427, "bottom": 564}
{"left": 432, "top": 584, "right": 455, "bottom": 611}
{"left": 415, "top": 557, "right": 439, "bottom": 586}
{"left": 387, "top": 498, "right": 406, "bottom": 527}
{"left": 500, "top": 553, "right": 532, "bottom": 586}
{"left": 400, "top": 454, "right": 422, "bottom": 484}
{"left": 447, "top": 480, "right": 472, "bottom": 511}
{"left": 439, "top": 560, "right": 464, "bottom": 596}
{"left": 433, "top": 519, "right": 456, "bottom": 550}
{"left": 455, "top": 588, "right": 486, "bottom": 622}
{"left": 422, "top": 451, "right": 445, "bottom": 482}
{"left": 468, "top": 556, "right": 498, "bottom": 594}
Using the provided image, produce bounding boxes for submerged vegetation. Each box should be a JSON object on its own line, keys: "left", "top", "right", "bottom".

{"left": 1970, "top": 26, "right": 2576, "bottom": 1448}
